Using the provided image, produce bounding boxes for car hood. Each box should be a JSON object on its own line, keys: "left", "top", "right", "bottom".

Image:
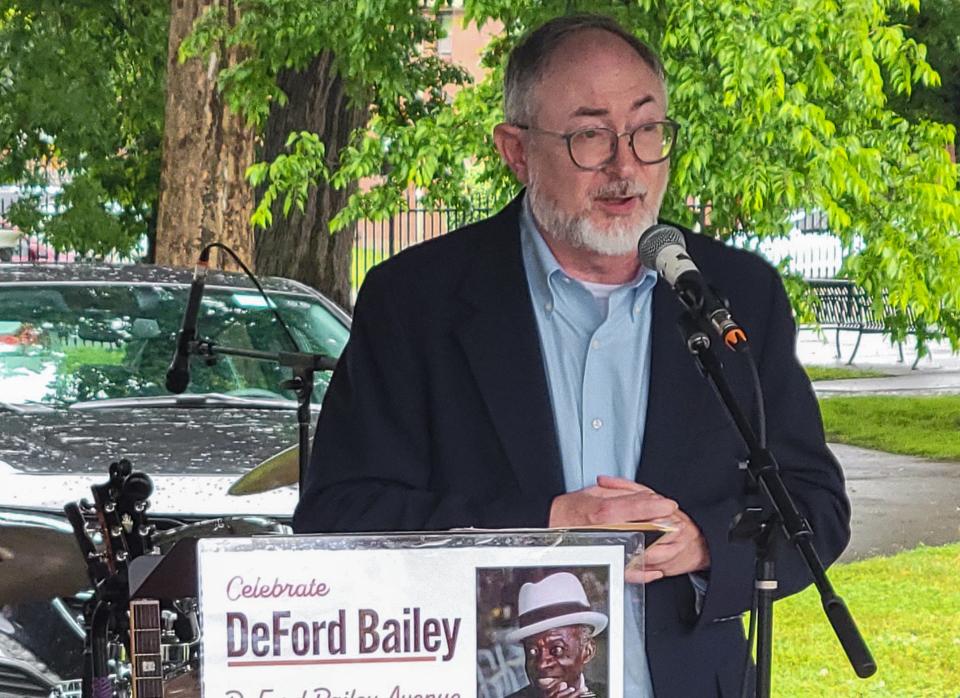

{"left": 0, "top": 407, "right": 302, "bottom": 517}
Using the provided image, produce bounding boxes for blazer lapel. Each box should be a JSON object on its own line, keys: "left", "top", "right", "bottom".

{"left": 638, "top": 280, "right": 716, "bottom": 488}
{"left": 454, "top": 202, "right": 565, "bottom": 499}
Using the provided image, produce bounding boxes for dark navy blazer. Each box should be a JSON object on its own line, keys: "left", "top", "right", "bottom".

{"left": 294, "top": 196, "right": 850, "bottom": 697}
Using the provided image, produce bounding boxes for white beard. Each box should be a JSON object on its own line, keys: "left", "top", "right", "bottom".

{"left": 527, "top": 178, "right": 664, "bottom": 257}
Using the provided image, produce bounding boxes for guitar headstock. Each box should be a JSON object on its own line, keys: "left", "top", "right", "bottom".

{"left": 83, "top": 459, "right": 156, "bottom": 582}
{"left": 117, "top": 467, "right": 156, "bottom": 561}
{"left": 63, "top": 459, "right": 161, "bottom": 697}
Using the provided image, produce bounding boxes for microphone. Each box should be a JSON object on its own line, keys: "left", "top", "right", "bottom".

{"left": 165, "top": 248, "right": 211, "bottom": 393}
{"left": 638, "top": 224, "right": 748, "bottom": 351}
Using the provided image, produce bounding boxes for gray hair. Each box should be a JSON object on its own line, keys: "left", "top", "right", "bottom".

{"left": 503, "top": 14, "right": 666, "bottom": 126}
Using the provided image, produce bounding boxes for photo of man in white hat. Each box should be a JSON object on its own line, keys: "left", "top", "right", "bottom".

{"left": 505, "top": 572, "right": 609, "bottom": 698}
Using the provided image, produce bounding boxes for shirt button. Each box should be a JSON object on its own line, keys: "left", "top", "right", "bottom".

{"left": 634, "top": 305, "right": 642, "bottom": 314}
{"left": 545, "top": 301, "right": 553, "bottom": 312}
{"left": 591, "top": 339, "right": 601, "bottom": 349}
{"left": 591, "top": 418, "right": 603, "bottom": 430}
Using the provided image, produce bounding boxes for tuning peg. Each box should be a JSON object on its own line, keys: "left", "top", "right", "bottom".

{"left": 123, "top": 472, "right": 153, "bottom": 501}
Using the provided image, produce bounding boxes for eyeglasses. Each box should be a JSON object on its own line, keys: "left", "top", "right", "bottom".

{"left": 516, "top": 120, "right": 680, "bottom": 170}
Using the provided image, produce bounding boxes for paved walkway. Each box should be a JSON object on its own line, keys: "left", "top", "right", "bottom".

{"left": 832, "top": 444, "right": 960, "bottom": 562}
{"left": 813, "top": 362, "right": 960, "bottom": 396}
{"left": 794, "top": 330, "right": 960, "bottom": 561}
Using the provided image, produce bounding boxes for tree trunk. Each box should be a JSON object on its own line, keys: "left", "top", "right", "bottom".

{"left": 254, "top": 51, "right": 366, "bottom": 310}
{"left": 155, "top": 0, "right": 255, "bottom": 270}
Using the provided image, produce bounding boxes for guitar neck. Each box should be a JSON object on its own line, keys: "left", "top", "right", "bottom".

{"left": 130, "top": 598, "right": 163, "bottom": 698}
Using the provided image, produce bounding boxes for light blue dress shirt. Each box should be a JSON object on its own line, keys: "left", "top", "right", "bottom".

{"left": 519, "top": 198, "right": 658, "bottom": 697}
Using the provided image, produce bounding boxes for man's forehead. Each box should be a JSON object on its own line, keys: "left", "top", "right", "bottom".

{"left": 568, "top": 96, "right": 657, "bottom": 120}
{"left": 525, "top": 625, "right": 581, "bottom": 644}
{"left": 535, "top": 32, "right": 666, "bottom": 122}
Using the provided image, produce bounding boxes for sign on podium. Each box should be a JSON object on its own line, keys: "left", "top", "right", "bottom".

{"left": 196, "top": 528, "right": 660, "bottom": 698}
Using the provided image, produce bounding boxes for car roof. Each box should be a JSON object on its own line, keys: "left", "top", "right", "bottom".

{"left": 0, "top": 262, "right": 322, "bottom": 297}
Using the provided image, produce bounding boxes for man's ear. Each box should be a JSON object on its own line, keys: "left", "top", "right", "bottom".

{"left": 582, "top": 636, "right": 597, "bottom": 665}
{"left": 493, "top": 123, "right": 530, "bottom": 184}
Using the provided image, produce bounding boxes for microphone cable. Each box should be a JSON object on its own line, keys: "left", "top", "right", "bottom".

{"left": 197, "top": 242, "right": 302, "bottom": 353}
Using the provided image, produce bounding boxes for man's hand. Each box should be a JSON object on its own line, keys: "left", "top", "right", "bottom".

{"left": 536, "top": 678, "right": 585, "bottom": 697}
{"left": 548, "top": 475, "right": 678, "bottom": 528}
{"left": 550, "top": 476, "right": 710, "bottom": 585}
{"left": 627, "top": 507, "right": 710, "bottom": 584}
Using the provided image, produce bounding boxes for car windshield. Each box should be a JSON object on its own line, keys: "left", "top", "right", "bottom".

{"left": 0, "top": 282, "right": 349, "bottom": 407}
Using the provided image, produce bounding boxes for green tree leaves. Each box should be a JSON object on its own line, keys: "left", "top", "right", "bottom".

{"left": 4, "top": 0, "right": 958, "bottom": 348}
{"left": 215, "top": 0, "right": 959, "bottom": 345}
{"left": 0, "top": 0, "right": 168, "bottom": 258}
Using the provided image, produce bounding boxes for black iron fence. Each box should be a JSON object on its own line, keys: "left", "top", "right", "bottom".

{"left": 2, "top": 186, "right": 848, "bottom": 283}
{"left": 0, "top": 193, "right": 132, "bottom": 264}
{"left": 0, "top": 192, "right": 85, "bottom": 264}
{"left": 352, "top": 195, "right": 848, "bottom": 288}
{"left": 352, "top": 190, "right": 497, "bottom": 289}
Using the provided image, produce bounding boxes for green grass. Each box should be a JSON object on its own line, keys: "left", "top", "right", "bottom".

{"left": 61, "top": 344, "right": 124, "bottom": 373}
{"left": 772, "top": 543, "right": 960, "bottom": 696}
{"left": 819, "top": 395, "right": 960, "bottom": 461}
{"left": 805, "top": 365, "right": 891, "bottom": 381}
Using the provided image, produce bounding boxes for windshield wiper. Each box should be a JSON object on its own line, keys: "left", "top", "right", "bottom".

{"left": 0, "top": 401, "right": 57, "bottom": 414}
{"left": 69, "top": 393, "right": 305, "bottom": 411}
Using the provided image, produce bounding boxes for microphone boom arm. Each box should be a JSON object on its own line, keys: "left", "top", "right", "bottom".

{"left": 188, "top": 339, "right": 336, "bottom": 489}
{"left": 164, "top": 243, "right": 336, "bottom": 490}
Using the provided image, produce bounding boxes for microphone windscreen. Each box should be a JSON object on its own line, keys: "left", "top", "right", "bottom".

{"left": 165, "top": 368, "right": 190, "bottom": 394}
{"left": 638, "top": 224, "right": 685, "bottom": 269}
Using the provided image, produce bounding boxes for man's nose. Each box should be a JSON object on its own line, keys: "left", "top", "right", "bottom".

{"left": 605, "top": 132, "right": 640, "bottom": 177}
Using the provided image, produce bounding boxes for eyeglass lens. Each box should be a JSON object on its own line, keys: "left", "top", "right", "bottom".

{"left": 569, "top": 123, "right": 675, "bottom": 168}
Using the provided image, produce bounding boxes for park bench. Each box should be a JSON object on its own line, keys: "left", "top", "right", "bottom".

{"left": 806, "top": 279, "right": 919, "bottom": 367}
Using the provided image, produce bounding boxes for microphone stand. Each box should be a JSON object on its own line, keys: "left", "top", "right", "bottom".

{"left": 188, "top": 340, "right": 337, "bottom": 489}
{"left": 674, "top": 311, "right": 875, "bottom": 698}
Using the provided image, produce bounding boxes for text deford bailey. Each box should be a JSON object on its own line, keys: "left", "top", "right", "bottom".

{"left": 227, "top": 608, "right": 462, "bottom": 662}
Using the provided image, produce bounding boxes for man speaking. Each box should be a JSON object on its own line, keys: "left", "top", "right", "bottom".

{"left": 295, "top": 13, "right": 849, "bottom": 697}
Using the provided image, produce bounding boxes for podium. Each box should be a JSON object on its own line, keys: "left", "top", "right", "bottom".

{"left": 129, "top": 528, "right": 660, "bottom": 697}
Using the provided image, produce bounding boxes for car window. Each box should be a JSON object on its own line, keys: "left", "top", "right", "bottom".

{"left": 0, "top": 283, "right": 349, "bottom": 406}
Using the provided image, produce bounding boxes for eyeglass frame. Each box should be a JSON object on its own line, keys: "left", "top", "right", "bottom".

{"left": 513, "top": 119, "right": 681, "bottom": 170}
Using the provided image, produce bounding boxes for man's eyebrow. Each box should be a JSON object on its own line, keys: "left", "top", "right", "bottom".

{"left": 569, "top": 96, "right": 656, "bottom": 119}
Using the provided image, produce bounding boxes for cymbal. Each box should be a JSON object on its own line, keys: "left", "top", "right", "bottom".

{"left": 228, "top": 444, "right": 299, "bottom": 496}
{"left": 0, "top": 523, "right": 89, "bottom": 603}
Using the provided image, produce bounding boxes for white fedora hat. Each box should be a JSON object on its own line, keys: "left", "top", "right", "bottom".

{"left": 504, "top": 571, "right": 608, "bottom": 644}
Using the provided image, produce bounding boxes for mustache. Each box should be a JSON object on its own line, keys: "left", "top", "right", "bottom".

{"left": 591, "top": 181, "right": 647, "bottom": 198}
